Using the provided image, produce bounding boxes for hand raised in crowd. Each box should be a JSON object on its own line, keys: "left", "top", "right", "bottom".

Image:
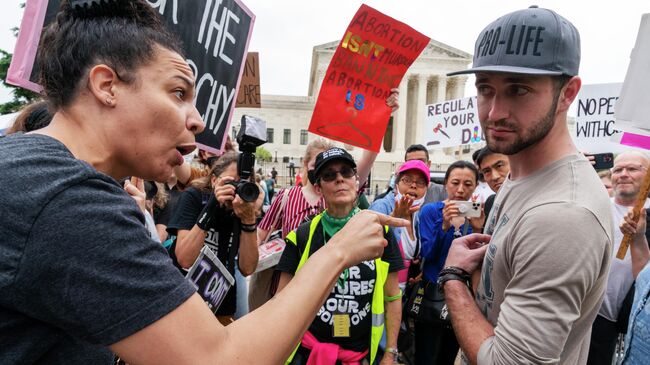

{"left": 442, "top": 200, "right": 463, "bottom": 231}
{"left": 386, "top": 88, "right": 400, "bottom": 113}
{"left": 124, "top": 176, "right": 146, "bottom": 213}
{"left": 329, "top": 210, "right": 409, "bottom": 267}
{"left": 620, "top": 207, "right": 647, "bottom": 240}
{"left": 581, "top": 151, "right": 596, "bottom": 166}
{"left": 444, "top": 233, "right": 491, "bottom": 275}
{"left": 392, "top": 194, "right": 420, "bottom": 221}
{"left": 232, "top": 185, "right": 264, "bottom": 225}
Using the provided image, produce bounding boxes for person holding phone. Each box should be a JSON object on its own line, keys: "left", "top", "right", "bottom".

{"left": 414, "top": 160, "right": 479, "bottom": 365}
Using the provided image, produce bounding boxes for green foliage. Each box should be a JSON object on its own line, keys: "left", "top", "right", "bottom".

{"left": 0, "top": 49, "right": 40, "bottom": 115}
{"left": 256, "top": 146, "right": 272, "bottom": 162}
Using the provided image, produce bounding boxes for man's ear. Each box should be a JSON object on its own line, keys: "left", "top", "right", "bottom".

{"left": 557, "top": 76, "right": 582, "bottom": 113}
{"left": 87, "top": 64, "right": 119, "bottom": 107}
{"left": 314, "top": 182, "right": 322, "bottom": 195}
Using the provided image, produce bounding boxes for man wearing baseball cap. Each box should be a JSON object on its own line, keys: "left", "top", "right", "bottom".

{"left": 439, "top": 6, "right": 613, "bottom": 364}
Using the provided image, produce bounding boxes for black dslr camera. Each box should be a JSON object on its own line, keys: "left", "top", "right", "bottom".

{"left": 229, "top": 115, "right": 267, "bottom": 202}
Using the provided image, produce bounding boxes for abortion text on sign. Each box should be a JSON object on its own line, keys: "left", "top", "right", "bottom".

{"left": 308, "top": 4, "right": 429, "bottom": 152}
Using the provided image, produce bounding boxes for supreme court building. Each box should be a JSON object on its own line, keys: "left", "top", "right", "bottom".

{"left": 232, "top": 39, "right": 480, "bottom": 190}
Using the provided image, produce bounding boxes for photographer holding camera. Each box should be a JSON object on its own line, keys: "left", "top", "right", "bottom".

{"left": 167, "top": 150, "right": 262, "bottom": 325}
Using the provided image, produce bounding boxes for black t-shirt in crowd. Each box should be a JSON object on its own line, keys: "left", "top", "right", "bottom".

{"left": 154, "top": 184, "right": 182, "bottom": 227}
{"left": 484, "top": 193, "right": 496, "bottom": 222}
{"left": 0, "top": 134, "right": 195, "bottom": 364}
{"left": 166, "top": 187, "right": 239, "bottom": 315}
{"left": 276, "top": 218, "right": 404, "bottom": 352}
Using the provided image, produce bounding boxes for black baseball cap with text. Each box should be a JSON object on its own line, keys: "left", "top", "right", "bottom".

{"left": 313, "top": 147, "right": 357, "bottom": 178}
{"left": 448, "top": 6, "right": 580, "bottom": 76}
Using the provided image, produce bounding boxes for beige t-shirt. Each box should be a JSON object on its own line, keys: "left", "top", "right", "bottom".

{"left": 474, "top": 154, "right": 613, "bottom": 365}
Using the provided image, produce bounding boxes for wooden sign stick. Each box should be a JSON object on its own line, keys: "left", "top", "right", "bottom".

{"left": 617, "top": 167, "right": 650, "bottom": 259}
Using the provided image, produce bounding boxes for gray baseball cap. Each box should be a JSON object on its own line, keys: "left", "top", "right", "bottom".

{"left": 448, "top": 6, "right": 580, "bottom": 76}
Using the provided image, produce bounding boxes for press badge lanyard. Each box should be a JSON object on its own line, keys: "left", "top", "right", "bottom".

{"left": 323, "top": 231, "right": 352, "bottom": 337}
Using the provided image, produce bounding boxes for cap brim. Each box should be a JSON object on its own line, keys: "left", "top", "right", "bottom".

{"left": 447, "top": 65, "right": 565, "bottom": 76}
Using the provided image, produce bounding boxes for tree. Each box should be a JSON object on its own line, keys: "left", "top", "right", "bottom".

{"left": 256, "top": 146, "right": 272, "bottom": 162}
{"left": 0, "top": 50, "right": 39, "bottom": 115}
{"left": 1, "top": 3, "right": 40, "bottom": 115}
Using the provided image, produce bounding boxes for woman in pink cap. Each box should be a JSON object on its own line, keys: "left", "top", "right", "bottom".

{"left": 369, "top": 159, "right": 430, "bottom": 289}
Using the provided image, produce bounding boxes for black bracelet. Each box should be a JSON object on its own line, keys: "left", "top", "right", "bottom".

{"left": 439, "top": 266, "right": 471, "bottom": 277}
{"left": 240, "top": 222, "right": 257, "bottom": 232}
{"left": 437, "top": 273, "right": 471, "bottom": 293}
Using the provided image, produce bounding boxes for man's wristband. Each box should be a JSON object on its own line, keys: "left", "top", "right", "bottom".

{"left": 437, "top": 273, "right": 471, "bottom": 293}
{"left": 240, "top": 222, "right": 257, "bottom": 232}
{"left": 439, "top": 266, "right": 471, "bottom": 277}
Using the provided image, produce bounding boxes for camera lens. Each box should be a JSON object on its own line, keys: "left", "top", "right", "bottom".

{"left": 236, "top": 181, "right": 260, "bottom": 202}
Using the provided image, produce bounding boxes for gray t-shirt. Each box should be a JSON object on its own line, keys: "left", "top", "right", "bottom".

{"left": 474, "top": 154, "right": 613, "bottom": 365}
{"left": 0, "top": 134, "right": 195, "bottom": 364}
{"left": 424, "top": 182, "right": 447, "bottom": 205}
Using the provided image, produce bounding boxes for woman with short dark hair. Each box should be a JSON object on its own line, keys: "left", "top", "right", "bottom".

{"left": 0, "top": 1, "right": 402, "bottom": 364}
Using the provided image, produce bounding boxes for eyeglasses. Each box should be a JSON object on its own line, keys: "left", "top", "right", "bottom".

{"left": 319, "top": 166, "right": 356, "bottom": 182}
{"left": 399, "top": 176, "right": 427, "bottom": 188}
{"left": 611, "top": 165, "right": 647, "bottom": 175}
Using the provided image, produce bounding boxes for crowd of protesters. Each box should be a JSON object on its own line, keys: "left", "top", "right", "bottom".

{"left": 2, "top": 1, "right": 650, "bottom": 365}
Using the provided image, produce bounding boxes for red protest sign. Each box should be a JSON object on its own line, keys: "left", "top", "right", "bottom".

{"left": 309, "top": 4, "right": 429, "bottom": 152}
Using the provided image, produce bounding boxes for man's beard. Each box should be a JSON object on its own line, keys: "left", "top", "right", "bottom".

{"left": 485, "top": 96, "right": 559, "bottom": 155}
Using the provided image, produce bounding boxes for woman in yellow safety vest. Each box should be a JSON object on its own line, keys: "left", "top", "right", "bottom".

{"left": 276, "top": 147, "right": 404, "bottom": 365}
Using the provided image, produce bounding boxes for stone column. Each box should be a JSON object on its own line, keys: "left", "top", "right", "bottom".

{"left": 314, "top": 69, "right": 325, "bottom": 96}
{"left": 393, "top": 77, "right": 408, "bottom": 153}
{"left": 415, "top": 74, "right": 428, "bottom": 147}
{"left": 436, "top": 75, "right": 447, "bottom": 102}
{"left": 454, "top": 76, "right": 468, "bottom": 99}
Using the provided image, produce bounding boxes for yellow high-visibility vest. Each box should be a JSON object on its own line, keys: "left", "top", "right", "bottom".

{"left": 284, "top": 212, "right": 389, "bottom": 365}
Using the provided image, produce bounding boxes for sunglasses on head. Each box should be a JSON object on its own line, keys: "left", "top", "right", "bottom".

{"left": 319, "top": 165, "right": 356, "bottom": 182}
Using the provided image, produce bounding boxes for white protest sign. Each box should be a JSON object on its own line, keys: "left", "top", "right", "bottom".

{"left": 571, "top": 83, "right": 628, "bottom": 153}
{"left": 615, "top": 14, "right": 650, "bottom": 132}
{"left": 423, "top": 96, "right": 483, "bottom": 149}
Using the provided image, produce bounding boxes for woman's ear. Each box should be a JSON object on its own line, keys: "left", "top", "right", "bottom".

{"left": 87, "top": 64, "right": 119, "bottom": 107}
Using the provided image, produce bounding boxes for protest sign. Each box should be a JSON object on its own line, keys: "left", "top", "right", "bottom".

{"left": 7, "top": 0, "right": 255, "bottom": 153}
{"left": 612, "top": 14, "right": 650, "bottom": 150}
{"left": 423, "top": 96, "right": 482, "bottom": 149}
{"left": 308, "top": 4, "right": 429, "bottom": 152}
{"left": 235, "top": 52, "right": 261, "bottom": 108}
{"left": 571, "top": 83, "right": 627, "bottom": 153}
{"left": 186, "top": 246, "right": 235, "bottom": 314}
